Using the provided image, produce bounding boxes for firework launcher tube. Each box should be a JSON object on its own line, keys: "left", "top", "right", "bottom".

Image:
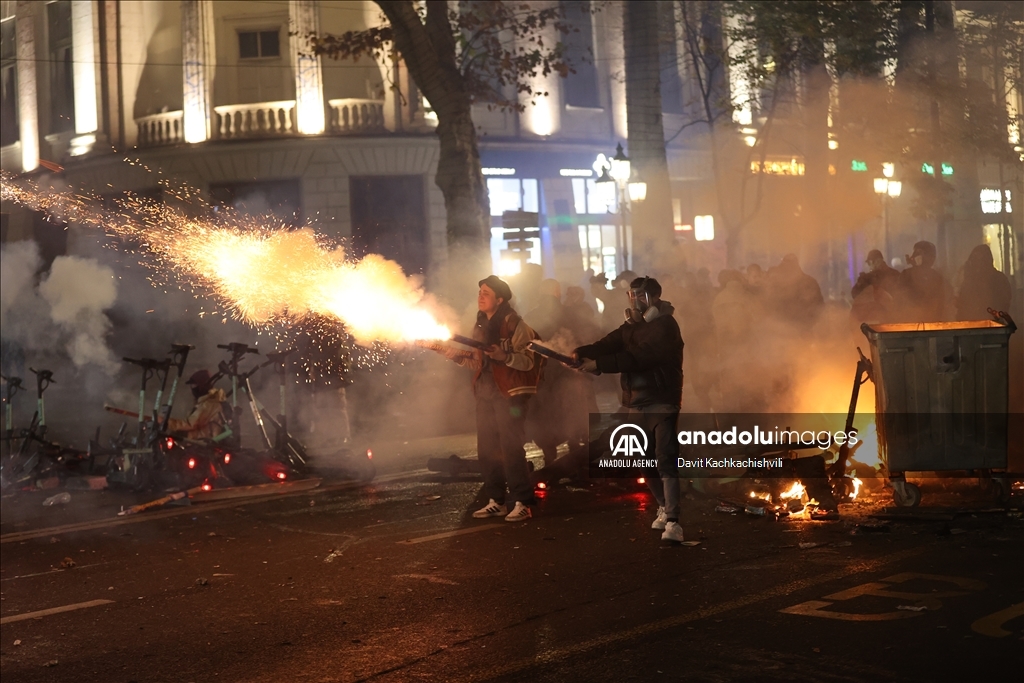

{"left": 450, "top": 334, "right": 489, "bottom": 351}
{"left": 528, "top": 342, "right": 582, "bottom": 368}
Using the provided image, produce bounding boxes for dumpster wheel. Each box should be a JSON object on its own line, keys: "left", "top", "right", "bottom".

{"left": 892, "top": 480, "right": 921, "bottom": 508}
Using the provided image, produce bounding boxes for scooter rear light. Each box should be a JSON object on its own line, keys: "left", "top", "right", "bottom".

{"left": 276, "top": 471, "right": 287, "bottom": 480}
{"left": 637, "top": 477, "right": 646, "bottom": 485}
{"left": 187, "top": 457, "right": 196, "bottom": 469}
{"left": 366, "top": 448, "right": 373, "bottom": 460}
{"left": 536, "top": 481, "right": 547, "bottom": 490}
{"left": 201, "top": 481, "right": 212, "bottom": 492}
{"left": 223, "top": 452, "right": 231, "bottom": 465}
{"left": 163, "top": 436, "right": 176, "bottom": 450}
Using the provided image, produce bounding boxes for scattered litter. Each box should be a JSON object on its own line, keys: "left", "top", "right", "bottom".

{"left": 208, "top": 532, "right": 218, "bottom": 537}
{"left": 423, "top": 495, "right": 442, "bottom": 501}
{"left": 309, "top": 500, "right": 316, "bottom": 507}
{"left": 42, "top": 492, "right": 71, "bottom": 507}
{"left": 744, "top": 504, "right": 768, "bottom": 517}
{"left": 681, "top": 541, "right": 701, "bottom": 547}
{"left": 851, "top": 523, "right": 890, "bottom": 535}
{"left": 43, "top": 660, "right": 58, "bottom": 667}
{"left": 324, "top": 549, "right": 345, "bottom": 563}
{"left": 798, "top": 542, "right": 822, "bottom": 549}
{"left": 59, "top": 557, "right": 76, "bottom": 569}
{"left": 715, "top": 504, "right": 740, "bottom": 514}
{"left": 13, "top": 640, "right": 21, "bottom": 646}
{"left": 950, "top": 528, "right": 967, "bottom": 535}
{"left": 212, "top": 573, "right": 235, "bottom": 577}
{"left": 195, "top": 577, "right": 209, "bottom": 587}
{"left": 897, "top": 605, "right": 928, "bottom": 612}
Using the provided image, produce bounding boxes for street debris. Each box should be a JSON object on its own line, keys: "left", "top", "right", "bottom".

{"left": 13, "top": 640, "right": 21, "bottom": 646}
{"left": 195, "top": 577, "right": 209, "bottom": 587}
{"left": 43, "top": 660, "right": 58, "bottom": 667}
{"left": 59, "top": 556, "right": 76, "bottom": 569}
{"left": 715, "top": 503, "right": 740, "bottom": 514}
{"left": 42, "top": 492, "right": 71, "bottom": 506}
{"left": 798, "top": 542, "right": 823, "bottom": 549}
{"left": 897, "top": 605, "right": 928, "bottom": 612}
{"left": 324, "top": 549, "right": 345, "bottom": 563}
{"left": 680, "top": 541, "right": 701, "bottom": 546}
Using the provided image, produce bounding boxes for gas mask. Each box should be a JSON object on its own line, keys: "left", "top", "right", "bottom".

{"left": 625, "top": 278, "right": 659, "bottom": 323}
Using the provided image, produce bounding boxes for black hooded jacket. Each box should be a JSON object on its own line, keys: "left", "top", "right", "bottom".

{"left": 575, "top": 301, "right": 683, "bottom": 408}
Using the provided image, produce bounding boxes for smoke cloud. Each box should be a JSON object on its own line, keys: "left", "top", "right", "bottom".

{"left": 1, "top": 240, "right": 119, "bottom": 375}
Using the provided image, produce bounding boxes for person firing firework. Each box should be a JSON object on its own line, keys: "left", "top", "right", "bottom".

{"left": 572, "top": 276, "right": 685, "bottom": 543}
{"left": 435, "top": 276, "right": 541, "bottom": 523}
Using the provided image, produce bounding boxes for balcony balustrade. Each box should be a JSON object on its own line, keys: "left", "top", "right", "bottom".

{"left": 328, "top": 98, "right": 385, "bottom": 133}
{"left": 133, "top": 98, "right": 387, "bottom": 148}
{"left": 136, "top": 110, "right": 184, "bottom": 147}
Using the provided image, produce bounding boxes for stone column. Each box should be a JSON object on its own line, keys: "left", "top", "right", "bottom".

{"left": 70, "top": 0, "right": 98, "bottom": 154}
{"left": 181, "top": 0, "right": 214, "bottom": 143}
{"left": 15, "top": 2, "right": 39, "bottom": 171}
{"left": 290, "top": 0, "right": 325, "bottom": 134}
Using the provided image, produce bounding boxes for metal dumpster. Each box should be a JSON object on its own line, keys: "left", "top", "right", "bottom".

{"left": 861, "top": 317, "right": 1017, "bottom": 506}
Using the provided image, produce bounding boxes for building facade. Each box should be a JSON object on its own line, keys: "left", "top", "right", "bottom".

{"left": 1, "top": 0, "right": 1020, "bottom": 295}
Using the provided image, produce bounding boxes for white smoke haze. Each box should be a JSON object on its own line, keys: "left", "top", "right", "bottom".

{"left": 1, "top": 241, "right": 119, "bottom": 375}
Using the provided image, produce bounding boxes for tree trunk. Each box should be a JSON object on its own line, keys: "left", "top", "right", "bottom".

{"left": 623, "top": 0, "right": 674, "bottom": 272}
{"left": 375, "top": 0, "right": 489, "bottom": 250}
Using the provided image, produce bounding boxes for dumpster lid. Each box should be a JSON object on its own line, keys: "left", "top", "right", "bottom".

{"left": 862, "top": 320, "right": 1010, "bottom": 335}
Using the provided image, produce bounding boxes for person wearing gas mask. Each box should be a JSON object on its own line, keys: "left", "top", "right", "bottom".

{"left": 166, "top": 369, "right": 230, "bottom": 441}
{"left": 572, "top": 277, "right": 685, "bottom": 542}
{"left": 440, "top": 276, "right": 542, "bottom": 523}
{"left": 895, "top": 241, "right": 951, "bottom": 322}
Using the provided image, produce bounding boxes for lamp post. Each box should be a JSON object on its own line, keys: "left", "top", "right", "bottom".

{"left": 595, "top": 143, "right": 646, "bottom": 273}
{"left": 873, "top": 163, "right": 902, "bottom": 262}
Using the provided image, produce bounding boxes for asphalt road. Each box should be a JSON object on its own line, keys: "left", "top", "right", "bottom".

{"left": 1, "top": 470, "right": 1022, "bottom": 683}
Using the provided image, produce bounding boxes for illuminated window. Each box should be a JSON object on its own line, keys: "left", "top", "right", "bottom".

{"left": 980, "top": 189, "right": 1012, "bottom": 214}
{"left": 570, "top": 178, "right": 617, "bottom": 215}
{"left": 486, "top": 178, "right": 538, "bottom": 217}
{"left": 750, "top": 157, "right": 805, "bottom": 176}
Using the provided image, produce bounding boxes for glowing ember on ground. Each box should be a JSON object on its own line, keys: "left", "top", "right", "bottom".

{"left": 0, "top": 172, "right": 451, "bottom": 346}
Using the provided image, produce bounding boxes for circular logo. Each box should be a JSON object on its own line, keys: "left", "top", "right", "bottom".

{"left": 609, "top": 423, "right": 648, "bottom": 457}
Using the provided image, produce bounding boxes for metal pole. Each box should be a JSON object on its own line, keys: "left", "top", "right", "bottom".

{"left": 620, "top": 184, "right": 629, "bottom": 272}
{"left": 884, "top": 195, "right": 890, "bottom": 264}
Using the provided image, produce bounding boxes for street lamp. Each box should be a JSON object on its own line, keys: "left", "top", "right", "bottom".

{"left": 596, "top": 142, "right": 645, "bottom": 272}
{"left": 874, "top": 164, "right": 902, "bottom": 260}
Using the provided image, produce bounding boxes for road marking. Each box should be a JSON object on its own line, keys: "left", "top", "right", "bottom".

{"left": 972, "top": 602, "right": 1024, "bottom": 638}
{"left": 0, "top": 599, "right": 114, "bottom": 625}
{"left": 780, "top": 600, "right": 922, "bottom": 621}
{"left": 398, "top": 524, "right": 503, "bottom": 544}
{"left": 451, "top": 547, "right": 926, "bottom": 682}
{"left": 394, "top": 573, "right": 459, "bottom": 585}
{"left": 782, "top": 571, "right": 985, "bottom": 621}
{"left": 0, "top": 470, "right": 428, "bottom": 544}
{"left": 0, "top": 562, "right": 112, "bottom": 582}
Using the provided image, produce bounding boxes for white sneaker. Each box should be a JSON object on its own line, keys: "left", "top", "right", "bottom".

{"left": 504, "top": 501, "right": 532, "bottom": 522}
{"left": 472, "top": 499, "right": 507, "bottom": 518}
{"left": 661, "top": 521, "right": 684, "bottom": 542}
{"left": 651, "top": 506, "right": 668, "bottom": 530}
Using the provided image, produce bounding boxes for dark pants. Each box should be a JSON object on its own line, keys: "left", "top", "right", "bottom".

{"left": 476, "top": 373, "right": 534, "bottom": 508}
{"left": 629, "top": 404, "right": 680, "bottom": 519}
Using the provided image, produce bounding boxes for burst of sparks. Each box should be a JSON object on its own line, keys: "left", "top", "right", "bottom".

{"left": 1, "top": 172, "right": 452, "bottom": 348}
